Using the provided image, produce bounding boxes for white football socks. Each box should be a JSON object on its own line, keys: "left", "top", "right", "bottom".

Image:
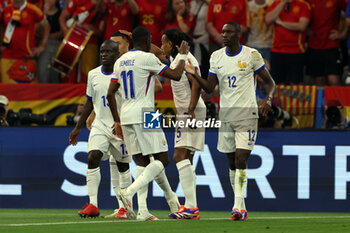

{"left": 119, "top": 168, "right": 132, "bottom": 208}
{"left": 127, "top": 160, "right": 164, "bottom": 198}
{"left": 234, "top": 169, "right": 247, "bottom": 211}
{"left": 229, "top": 169, "right": 235, "bottom": 209}
{"left": 87, "top": 167, "right": 101, "bottom": 207}
{"left": 154, "top": 169, "right": 173, "bottom": 200}
{"left": 109, "top": 159, "right": 124, "bottom": 209}
{"left": 177, "top": 159, "right": 197, "bottom": 208}
{"left": 135, "top": 166, "right": 148, "bottom": 212}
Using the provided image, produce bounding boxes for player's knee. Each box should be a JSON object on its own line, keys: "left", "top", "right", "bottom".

{"left": 117, "top": 161, "right": 129, "bottom": 172}
{"left": 88, "top": 150, "right": 103, "bottom": 169}
{"left": 235, "top": 157, "right": 247, "bottom": 169}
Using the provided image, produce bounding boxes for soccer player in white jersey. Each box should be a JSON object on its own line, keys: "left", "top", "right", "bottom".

{"left": 84, "top": 32, "right": 180, "bottom": 220}
{"left": 185, "top": 21, "right": 276, "bottom": 221}
{"left": 69, "top": 40, "right": 132, "bottom": 218}
{"left": 156, "top": 28, "right": 205, "bottom": 220}
{"left": 107, "top": 26, "right": 189, "bottom": 219}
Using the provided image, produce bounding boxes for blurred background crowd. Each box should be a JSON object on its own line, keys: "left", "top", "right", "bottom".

{"left": 0, "top": 0, "right": 350, "bottom": 129}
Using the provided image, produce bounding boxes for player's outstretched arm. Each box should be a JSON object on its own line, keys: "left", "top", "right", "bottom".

{"left": 150, "top": 43, "right": 169, "bottom": 64}
{"left": 162, "top": 40, "right": 189, "bottom": 81}
{"left": 107, "top": 80, "right": 123, "bottom": 139}
{"left": 69, "top": 98, "right": 93, "bottom": 145}
{"left": 185, "top": 59, "right": 218, "bottom": 93}
{"left": 257, "top": 68, "right": 276, "bottom": 117}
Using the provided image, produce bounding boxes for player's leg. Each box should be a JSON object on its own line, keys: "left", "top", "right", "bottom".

{"left": 78, "top": 149, "right": 103, "bottom": 218}
{"left": 117, "top": 124, "right": 168, "bottom": 219}
{"left": 226, "top": 152, "right": 236, "bottom": 198}
{"left": 231, "top": 119, "right": 258, "bottom": 221}
{"left": 169, "top": 148, "right": 199, "bottom": 219}
{"left": 104, "top": 156, "right": 123, "bottom": 218}
{"left": 232, "top": 149, "right": 250, "bottom": 221}
{"left": 152, "top": 155, "right": 180, "bottom": 213}
{"left": 134, "top": 155, "right": 152, "bottom": 218}
{"left": 112, "top": 161, "right": 132, "bottom": 219}
{"left": 217, "top": 121, "right": 237, "bottom": 216}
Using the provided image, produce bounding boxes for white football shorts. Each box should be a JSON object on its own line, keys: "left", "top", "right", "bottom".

{"left": 174, "top": 108, "right": 206, "bottom": 151}
{"left": 217, "top": 118, "right": 258, "bottom": 153}
{"left": 121, "top": 123, "right": 168, "bottom": 156}
{"left": 88, "top": 124, "right": 132, "bottom": 163}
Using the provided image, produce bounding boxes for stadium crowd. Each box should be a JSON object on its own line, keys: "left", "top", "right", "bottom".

{"left": 0, "top": 0, "right": 350, "bottom": 86}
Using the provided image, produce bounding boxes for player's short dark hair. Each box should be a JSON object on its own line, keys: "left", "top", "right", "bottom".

{"left": 132, "top": 26, "right": 150, "bottom": 45}
{"left": 163, "top": 28, "right": 190, "bottom": 46}
{"left": 110, "top": 31, "right": 129, "bottom": 42}
{"left": 163, "top": 28, "right": 191, "bottom": 57}
{"left": 225, "top": 21, "right": 241, "bottom": 32}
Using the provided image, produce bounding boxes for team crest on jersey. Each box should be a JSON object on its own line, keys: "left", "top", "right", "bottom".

{"left": 238, "top": 60, "right": 247, "bottom": 71}
{"left": 121, "top": 9, "right": 127, "bottom": 16}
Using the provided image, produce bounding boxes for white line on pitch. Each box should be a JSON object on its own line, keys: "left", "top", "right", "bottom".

{"left": 2, "top": 216, "right": 350, "bottom": 227}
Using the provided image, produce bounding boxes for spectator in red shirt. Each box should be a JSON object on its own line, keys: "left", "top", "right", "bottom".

{"left": 136, "top": 0, "right": 167, "bottom": 47}
{"left": 0, "top": 0, "right": 50, "bottom": 83}
{"left": 306, "top": 0, "right": 347, "bottom": 86}
{"left": 100, "top": 0, "right": 138, "bottom": 41}
{"left": 59, "top": 0, "right": 104, "bottom": 83}
{"left": 164, "top": 0, "right": 195, "bottom": 36}
{"left": 266, "top": 0, "right": 311, "bottom": 84}
{"left": 206, "top": 0, "right": 249, "bottom": 54}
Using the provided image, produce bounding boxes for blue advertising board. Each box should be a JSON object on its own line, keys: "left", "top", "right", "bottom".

{"left": 0, "top": 127, "right": 349, "bottom": 212}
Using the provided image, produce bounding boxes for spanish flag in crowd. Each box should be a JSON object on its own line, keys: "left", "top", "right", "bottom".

{"left": 275, "top": 85, "right": 317, "bottom": 128}
{"left": 0, "top": 84, "right": 86, "bottom": 126}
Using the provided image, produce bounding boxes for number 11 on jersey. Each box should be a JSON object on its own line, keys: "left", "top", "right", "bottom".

{"left": 121, "top": 70, "right": 135, "bottom": 99}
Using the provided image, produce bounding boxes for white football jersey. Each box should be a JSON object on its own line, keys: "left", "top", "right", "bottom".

{"left": 112, "top": 49, "right": 168, "bottom": 125}
{"left": 208, "top": 45, "right": 265, "bottom": 122}
{"left": 86, "top": 65, "right": 123, "bottom": 129}
{"left": 170, "top": 52, "right": 206, "bottom": 112}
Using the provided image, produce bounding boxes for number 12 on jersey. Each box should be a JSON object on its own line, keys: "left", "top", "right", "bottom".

{"left": 227, "top": 76, "right": 237, "bottom": 88}
{"left": 121, "top": 70, "right": 135, "bottom": 99}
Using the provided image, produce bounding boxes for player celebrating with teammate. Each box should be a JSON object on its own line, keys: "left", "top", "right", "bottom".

{"left": 69, "top": 40, "right": 132, "bottom": 218}
{"left": 185, "top": 21, "right": 276, "bottom": 221}
{"left": 107, "top": 26, "right": 189, "bottom": 219}
{"left": 158, "top": 28, "right": 205, "bottom": 220}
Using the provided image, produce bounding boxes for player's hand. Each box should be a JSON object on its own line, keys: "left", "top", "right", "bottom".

{"left": 187, "top": 110, "right": 197, "bottom": 129}
{"left": 176, "top": 40, "right": 189, "bottom": 55}
{"left": 86, "top": 118, "right": 93, "bottom": 131}
{"left": 329, "top": 29, "right": 340, "bottom": 40}
{"left": 184, "top": 58, "right": 196, "bottom": 75}
{"left": 69, "top": 128, "right": 81, "bottom": 145}
{"left": 119, "top": 29, "right": 132, "bottom": 38}
{"left": 32, "top": 46, "right": 45, "bottom": 57}
{"left": 112, "top": 122, "right": 124, "bottom": 140}
{"left": 259, "top": 97, "right": 272, "bottom": 117}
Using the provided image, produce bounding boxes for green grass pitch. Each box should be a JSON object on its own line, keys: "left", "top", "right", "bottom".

{"left": 0, "top": 209, "right": 349, "bottom": 233}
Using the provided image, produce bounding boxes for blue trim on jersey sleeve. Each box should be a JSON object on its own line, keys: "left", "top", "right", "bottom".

{"left": 158, "top": 66, "right": 168, "bottom": 75}
{"left": 86, "top": 94, "right": 92, "bottom": 100}
{"left": 208, "top": 72, "right": 217, "bottom": 78}
{"left": 254, "top": 64, "right": 266, "bottom": 74}
{"left": 225, "top": 45, "right": 242, "bottom": 57}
